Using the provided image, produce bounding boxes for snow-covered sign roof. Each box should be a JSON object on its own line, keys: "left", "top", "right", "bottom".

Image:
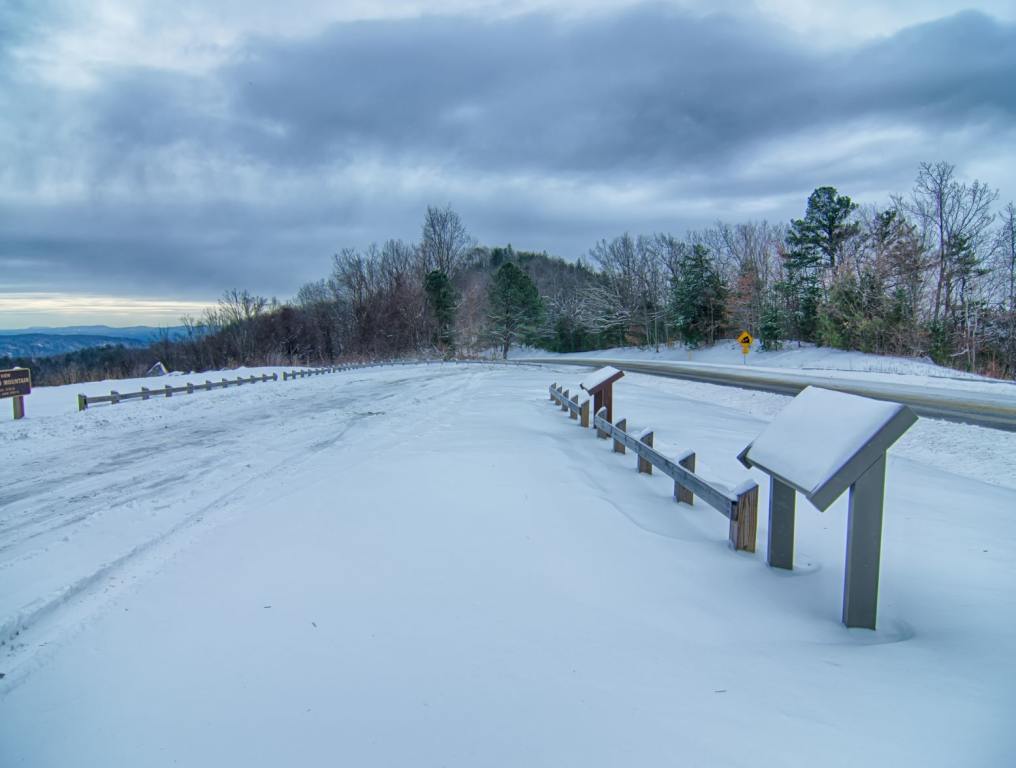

{"left": 146, "top": 362, "right": 168, "bottom": 377}
{"left": 739, "top": 386, "right": 917, "bottom": 510}
{"left": 580, "top": 366, "right": 624, "bottom": 393}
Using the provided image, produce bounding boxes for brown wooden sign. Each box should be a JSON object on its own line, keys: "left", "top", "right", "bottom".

{"left": 0, "top": 368, "right": 32, "bottom": 399}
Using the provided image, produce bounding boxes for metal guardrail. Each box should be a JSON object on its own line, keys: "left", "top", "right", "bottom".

{"left": 549, "top": 382, "right": 759, "bottom": 551}
{"left": 526, "top": 356, "right": 1016, "bottom": 432}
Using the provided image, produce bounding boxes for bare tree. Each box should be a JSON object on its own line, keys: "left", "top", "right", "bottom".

{"left": 420, "top": 205, "right": 474, "bottom": 277}
{"left": 898, "top": 161, "right": 998, "bottom": 323}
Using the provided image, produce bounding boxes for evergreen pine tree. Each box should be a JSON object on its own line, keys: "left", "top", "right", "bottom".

{"left": 424, "top": 270, "right": 457, "bottom": 353}
{"left": 670, "top": 244, "right": 728, "bottom": 348}
{"left": 487, "top": 262, "right": 543, "bottom": 359}
{"left": 784, "top": 186, "right": 859, "bottom": 342}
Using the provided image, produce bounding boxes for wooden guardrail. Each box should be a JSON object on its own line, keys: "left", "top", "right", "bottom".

{"left": 77, "top": 366, "right": 348, "bottom": 411}
{"left": 549, "top": 382, "right": 759, "bottom": 552}
{"left": 75, "top": 359, "right": 539, "bottom": 413}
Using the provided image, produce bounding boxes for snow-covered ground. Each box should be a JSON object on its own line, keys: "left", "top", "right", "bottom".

{"left": 1, "top": 363, "right": 1013, "bottom": 766}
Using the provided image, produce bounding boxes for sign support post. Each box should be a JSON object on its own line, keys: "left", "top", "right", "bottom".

{"left": 843, "top": 454, "right": 887, "bottom": 629}
{"left": 767, "top": 477, "right": 796, "bottom": 570}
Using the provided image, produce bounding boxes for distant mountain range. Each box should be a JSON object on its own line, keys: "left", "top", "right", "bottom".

{"left": 0, "top": 325, "right": 189, "bottom": 358}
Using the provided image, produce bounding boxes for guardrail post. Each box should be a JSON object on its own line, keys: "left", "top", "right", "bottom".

{"left": 78, "top": 394, "right": 88, "bottom": 411}
{"left": 111, "top": 390, "right": 120, "bottom": 405}
{"left": 187, "top": 382, "right": 194, "bottom": 394}
{"left": 13, "top": 396, "right": 25, "bottom": 420}
{"left": 561, "top": 389, "right": 570, "bottom": 412}
{"left": 205, "top": 380, "right": 213, "bottom": 391}
{"left": 595, "top": 407, "right": 608, "bottom": 438}
{"left": 580, "top": 399, "right": 590, "bottom": 428}
{"left": 613, "top": 418, "right": 627, "bottom": 454}
{"left": 141, "top": 387, "right": 150, "bottom": 400}
{"left": 221, "top": 378, "right": 229, "bottom": 387}
{"left": 272, "top": 373, "right": 278, "bottom": 381}
{"left": 550, "top": 382, "right": 556, "bottom": 401}
{"left": 569, "top": 393, "right": 578, "bottom": 420}
{"left": 730, "top": 484, "right": 759, "bottom": 552}
{"left": 675, "top": 451, "right": 696, "bottom": 504}
{"left": 164, "top": 385, "right": 173, "bottom": 398}
{"left": 637, "top": 429, "right": 654, "bottom": 474}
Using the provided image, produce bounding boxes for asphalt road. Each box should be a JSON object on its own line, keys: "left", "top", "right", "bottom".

{"left": 520, "top": 357, "right": 1016, "bottom": 431}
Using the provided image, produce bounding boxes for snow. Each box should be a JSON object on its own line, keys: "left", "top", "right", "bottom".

{"left": 744, "top": 386, "right": 909, "bottom": 498}
{"left": 514, "top": 339, "right": 1016, "bottom": 395}
{"left": 1, "top": 362, "right": 1014, "bottom": 766}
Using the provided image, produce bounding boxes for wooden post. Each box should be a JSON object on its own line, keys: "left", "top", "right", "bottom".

{"left": 637, "top": 430, "right": 654, "bottom": 474}
{"left": 595, "top": 407, "right": 608, "bottom": 438}
{"left": 111, "top": 390, "right": 121, "bottom": 404}
{"left": 675, "top": 451, "right": 696, "bottom": 504}
{"left": 222, "top": 378, "right": 229, "bottom": 387}
{"left": 561, "top": 389, "right": 570, "bottom": 412}
{"left": 78, "top": 394, "right": 88, "bottom": 411}
{"left": 569, "top": 394, "right": 578, "bottom": 420}
{"left": 164, "top": 385, "right": 173, "bottom": 397}
{"left": 273, "top": 373, "right": 278, "bottom": 381}
{"left": 580, "top": 398, "right": 590, "bottom": 428}
{"left": 550, "top": 383, "right": 556, "bottom": 401}
{"left": 613, "top": 418, "right": 627, "bottom": 454}
{"left": 205, "top": 380, "right": 213, "bottom": 391}
{"left": 12, "top": 395, "right": 25, "bottom": 420}
{"left": 730, "top": 484, "right": 759, "bottom": 552}
{"left": 186, "top": 382, "right": 194, "bottom": 394}
{"left": 141, "top": 387, "right": 150, "bottom": 400}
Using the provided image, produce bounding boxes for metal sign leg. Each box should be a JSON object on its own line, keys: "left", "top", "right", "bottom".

{"left": 768, "top": 477, "right": 796, "bottom": 570}
{"left": 843, "top": 454, "right": 886, "bottom": 629}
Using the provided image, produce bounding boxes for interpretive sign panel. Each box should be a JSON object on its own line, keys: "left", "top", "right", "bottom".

{"left": 0, "top": 368, "right": 31, "bottom": 399}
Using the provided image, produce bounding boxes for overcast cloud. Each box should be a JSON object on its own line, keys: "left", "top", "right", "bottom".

{"left": 1, "top": 1, "right": 1014, "bottom": 325}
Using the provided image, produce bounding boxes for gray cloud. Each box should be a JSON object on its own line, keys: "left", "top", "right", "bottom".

{"left": 0, "top": 5, "right": 1014, "bottom": 313}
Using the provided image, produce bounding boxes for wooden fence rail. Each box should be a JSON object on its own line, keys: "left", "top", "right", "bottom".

{"left": 78, "top": 366, "right": 349, "bottom": 411}
{"left": 549, "top": 382, "right": 759, "bottom": 552}
{"left": 75, "top": 359, "right": 534, "bottom": 412}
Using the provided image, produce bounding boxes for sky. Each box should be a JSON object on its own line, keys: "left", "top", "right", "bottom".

{"left": 1, "top": 0, "right": 1014, "bottom": 327}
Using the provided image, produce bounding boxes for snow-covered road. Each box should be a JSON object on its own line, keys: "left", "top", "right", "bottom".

{"left": 1, "top": 363, "right": 1013, "bottom": 766}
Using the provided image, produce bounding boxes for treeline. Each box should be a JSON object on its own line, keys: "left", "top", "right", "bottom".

{"left": 7, "top": 161, "right": 1016, "bottom": 386}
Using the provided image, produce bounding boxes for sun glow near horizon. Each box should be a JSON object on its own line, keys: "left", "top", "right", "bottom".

{"left": 0, "top": 292, "right": 214, "bottom": 329}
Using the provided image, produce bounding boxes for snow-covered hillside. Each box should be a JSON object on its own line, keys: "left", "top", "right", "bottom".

{"left": 1, "top": 363, "right": 1013, "bottom": 766}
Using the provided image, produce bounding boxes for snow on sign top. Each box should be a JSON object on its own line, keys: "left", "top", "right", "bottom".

{"left": 742, "top": 386, "right": 915, "bottom": 508}
{"left": 580, "top": 366, "right": 623, "bottom": 393}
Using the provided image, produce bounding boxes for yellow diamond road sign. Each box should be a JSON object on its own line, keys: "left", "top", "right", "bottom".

{"left": 737, "top": 331, "right": 753, "bottom": 346}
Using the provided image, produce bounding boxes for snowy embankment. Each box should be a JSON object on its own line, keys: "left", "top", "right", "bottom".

{"left": 515, "top": 339, "right": 1014, "bottom": 392}
{"left": 1, "top": 363, "right": 1013, "bottom": 766}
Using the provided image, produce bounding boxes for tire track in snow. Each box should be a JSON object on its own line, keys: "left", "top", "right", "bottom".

{"left": 0, "top": 365, "right": 484, "bottom": 675}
